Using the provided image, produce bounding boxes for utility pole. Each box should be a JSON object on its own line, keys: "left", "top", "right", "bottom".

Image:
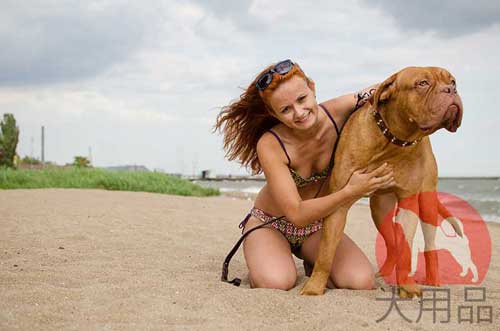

{"left": 41, "top": 126, "right": 45, "bottom": 164}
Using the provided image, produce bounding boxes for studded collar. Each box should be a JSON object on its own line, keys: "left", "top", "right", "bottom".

{"left": 372, "top": 109, "right": 421, "bottom": 147}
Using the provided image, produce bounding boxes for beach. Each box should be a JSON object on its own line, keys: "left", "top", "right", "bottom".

{"left": 1, "top": 189, "right": 499, "bottom": 330}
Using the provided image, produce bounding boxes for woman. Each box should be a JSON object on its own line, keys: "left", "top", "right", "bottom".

{"left": 215, "top": 59, "right": 395, "bottom": 291}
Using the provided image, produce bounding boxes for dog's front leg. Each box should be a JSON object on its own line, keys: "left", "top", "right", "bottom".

{"left": 394, "top": 196, "right": 422, "bottom": 298}
{"left": 300, "top": 208, "right": 348, "bottom": 296}
{"left": 370, "top": 193, "right": 398, "bottom": 277}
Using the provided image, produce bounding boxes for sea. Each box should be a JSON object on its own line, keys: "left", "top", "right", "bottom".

{"left": 195, "top": 178, "right": 500, "bottom": 224}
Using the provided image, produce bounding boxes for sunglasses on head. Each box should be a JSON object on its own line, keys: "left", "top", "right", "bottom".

{"left": 255, "top": 59, "right": 295, "bottom": 91}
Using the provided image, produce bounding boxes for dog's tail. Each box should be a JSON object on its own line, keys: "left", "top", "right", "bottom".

{"left": 438, "top": 200, "right": 463, "bottom": 237}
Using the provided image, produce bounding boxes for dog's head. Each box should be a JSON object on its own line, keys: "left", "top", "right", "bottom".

{"left": 371, "top": 67, "right": 463, "bottom": 134}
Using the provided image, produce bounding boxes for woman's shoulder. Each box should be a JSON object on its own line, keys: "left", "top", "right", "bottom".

{"left": 257, "top": 127, "right": 283, "bottom": 151}
{"left": 318, "top": 99, "right": 337, "bottom": 117}
{"left": 256, "top": 126, "right": 290, "bottom": 165}
{"left": 257, "top": 123, "right": 286, "bottom": 144}
{"left": 319, "top": 96, "right": 354, "bottom": 130}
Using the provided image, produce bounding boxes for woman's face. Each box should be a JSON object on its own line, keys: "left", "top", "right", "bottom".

{"left": 267, "top": 75, "right": 318, "bottom": 130}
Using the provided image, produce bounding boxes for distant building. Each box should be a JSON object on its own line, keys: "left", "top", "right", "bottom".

{"left": 201, "top": 169, "right": 215, "bottom": 179}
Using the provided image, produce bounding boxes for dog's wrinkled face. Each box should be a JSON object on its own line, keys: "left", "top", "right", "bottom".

{"left": 374, "top": 67, "right": 463, "bottom": 134}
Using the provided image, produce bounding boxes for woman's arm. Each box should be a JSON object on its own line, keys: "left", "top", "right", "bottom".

{"left": 289, "top": 166, "right": 394, "bottom": 227}
{"left": 353, "top": 83, "right": 379, "bottom": 111}
{"left": 257, "top": 133, "right": 394, "bottom": 228}
{"left": 321, "top": 83, "right": 379, "bottom": 128}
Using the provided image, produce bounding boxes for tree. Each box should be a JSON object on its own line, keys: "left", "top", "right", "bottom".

{"left": 73, "top": 156, "right": 91, "bottom": 168}
{"left": 0, "top": 113, "right": 20, "bottom": 168}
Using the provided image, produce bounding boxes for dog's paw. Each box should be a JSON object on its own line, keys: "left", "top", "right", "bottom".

{"left": 398, "top": 284, "right": 422, "bottom": 299}
{"left": 300, "top": 278, "right": 326, "bottom": 296}
{"left": 375, "top": 276, "right": 392, "bottom": 292}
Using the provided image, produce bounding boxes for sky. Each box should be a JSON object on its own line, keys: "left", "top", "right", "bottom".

{"left": 1, "top": 0, "right": 499, "bottom": 177}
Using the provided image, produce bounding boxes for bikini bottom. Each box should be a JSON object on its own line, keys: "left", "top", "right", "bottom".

{"left": 239, "top": 207, "right": 323, "bottom": 256}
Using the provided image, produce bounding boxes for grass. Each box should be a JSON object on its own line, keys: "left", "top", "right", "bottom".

{"left": 0, "top": 167, "right": 219, "bottom": 197}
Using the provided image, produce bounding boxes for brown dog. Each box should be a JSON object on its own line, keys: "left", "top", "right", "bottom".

{"left": 300, "top": 67, "right": 463, "bottom": 297}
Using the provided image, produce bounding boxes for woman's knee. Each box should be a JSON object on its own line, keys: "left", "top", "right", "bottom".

{"left": 250, "top": 268, "right": 297, "bottom": 290}
{"left": 333, "top": 268, "right": 375, "bottom": 290}
{"left": 352, "top": 271, "right": 376, "bottom": 290}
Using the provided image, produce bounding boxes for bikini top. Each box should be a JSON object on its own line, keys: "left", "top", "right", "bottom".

{"left": 267, "top": 104, "right": 341, "bottom": 188}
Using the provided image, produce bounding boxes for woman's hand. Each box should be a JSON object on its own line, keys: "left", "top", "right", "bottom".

{"left": 343, "top": 163, "right": 395, "bottom": 199}
{"left": 354, "top": 84, "right": 379, "bottom": 111}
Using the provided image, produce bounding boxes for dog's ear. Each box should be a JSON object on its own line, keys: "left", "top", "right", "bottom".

{"left": 371, "top": 73, "right": 398, "bottom": 106}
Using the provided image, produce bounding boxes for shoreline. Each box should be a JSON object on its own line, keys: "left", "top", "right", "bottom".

{"left": 220, "top": 191, "right": 500, "bottom": 225}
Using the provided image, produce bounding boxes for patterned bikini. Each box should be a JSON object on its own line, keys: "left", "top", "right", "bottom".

{"left": 239, "top": 104, "right": 341, "bottom": 255}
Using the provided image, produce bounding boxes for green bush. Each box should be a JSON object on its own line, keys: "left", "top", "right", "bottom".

{"left": 0, "top": 167, "right": 219, "bottom": 197}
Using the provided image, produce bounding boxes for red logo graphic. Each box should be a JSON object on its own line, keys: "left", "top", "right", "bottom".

{"left": 375, "top": 192, "right": 491, "bottom": 285}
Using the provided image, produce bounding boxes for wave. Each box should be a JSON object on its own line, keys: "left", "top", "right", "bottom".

{"left": 456, "top": 195, "right": 500, "bottom": 203}
{"left": 219, "top": 186, "right": 262, "bottom": 194}
{"left": 481, "top": 214, "right": 500, "bottom": 223}
{"left": 210, "top": 181, "right": 500, "bottom": 224}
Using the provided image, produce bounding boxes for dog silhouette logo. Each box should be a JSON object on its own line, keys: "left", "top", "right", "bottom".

{"left": 375, "top": 192, "right": 491, "bottom": 285}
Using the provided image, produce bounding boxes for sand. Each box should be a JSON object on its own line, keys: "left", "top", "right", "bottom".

{"left": 0, "top": 189, "right": 498, "bottom": 330}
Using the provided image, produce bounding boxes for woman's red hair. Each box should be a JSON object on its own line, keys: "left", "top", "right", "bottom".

{"left": 214, "top": 62, "right": 310, "bottom": 174}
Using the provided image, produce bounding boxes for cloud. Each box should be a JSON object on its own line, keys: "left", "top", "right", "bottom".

{"left": 360, "top": 0, "right": 500, "bottom": 37}
{"left": 1, "top": 0, "right": 499, "bottom": 175}
{"left": 0, "top": 0, "right": 164, "bottom": 86}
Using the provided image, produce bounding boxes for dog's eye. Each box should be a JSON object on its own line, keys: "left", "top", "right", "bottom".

{"left": 451, "top": 79, "right": 456, "bottom": 86}
{"left": 417, "top": 80, "right": 429, "bottom": 87}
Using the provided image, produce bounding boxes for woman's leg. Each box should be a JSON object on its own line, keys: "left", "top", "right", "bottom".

{"left": 242, "top": 216, "right": 297, "bottom": 290}
{"left": 299, "top": 230, "right": 375, "bottom": 290}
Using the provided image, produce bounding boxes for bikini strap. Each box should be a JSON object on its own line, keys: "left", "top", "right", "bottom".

{"left": 319, "top": 103, "right": 340, "bottom": 136}
{"left": 267, "top": 129, "right": 292, "bottom": 165}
